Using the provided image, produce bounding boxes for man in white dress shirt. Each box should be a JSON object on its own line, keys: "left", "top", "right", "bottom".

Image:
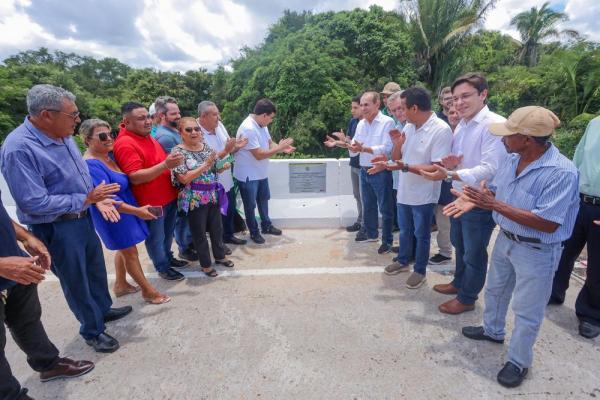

{"left": 350, "top": 91, "right": 395, "bottom": 254}
{"left": 373, "top": 87, "right": 453, "bottom": 289}
{"left": 197, "top": 101, "right": 249, "bottom": 246}
{"left": 422, "top": 73, "right": 506, "bottom": 314}
{"left": 234, "top": 98, "right": 295, "bottom": 244}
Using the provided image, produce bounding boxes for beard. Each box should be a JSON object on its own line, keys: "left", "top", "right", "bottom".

{"left": 168, "top": 119, "right": 179, "bottom": 129}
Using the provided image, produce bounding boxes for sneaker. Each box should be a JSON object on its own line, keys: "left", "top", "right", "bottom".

{"left": 405, "top": 272, "right": 426, "bottom": 289}
{"left": 262, "top": 225, "right": 282, "bottom": 235}
{"left": 346, "top": 222, "right": 361, "bottom": 232}
{"left": 355, "top": 234, "right": 378, "bottom": 242}
{"left": 251, "top": 233, "right": 266, "bottom": 244}
{"left": 178, "top": 248, "right": 198, "bottom": 262}
{"left": 384, "top": 261, "right": 409, "bottom": 275}
{"left": 159, "top": 268, "right": 185, "bottom": 281}
{"left": 429, "top": 253, "right": 451, "bottom": 265}
{"left": 378, "top": 243, "right": 392, "bottom": 254}
{"left": 170, "top": 258, "right": 188, "bottom": 268}
{"left": 497, "top": 362, "right": 528, "bottom": 388}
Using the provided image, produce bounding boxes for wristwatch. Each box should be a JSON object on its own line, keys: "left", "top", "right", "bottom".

{"left": 445, "top": 171, "right": 455, "bottom": 182}
{"left": 401, "top": 163, "right": 409, "bottom": 173}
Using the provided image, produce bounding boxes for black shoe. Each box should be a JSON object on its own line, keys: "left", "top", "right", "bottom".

{"left": 579, "top": 321, "right": 600, "bottom": 339}
{"left": 461, "top": 326, "right": 504, "bottom": 344}
{"left": 355, "top": 234, "right": 377, "bottom": 242}
{"left": 170, "top": 257, "right": 188, "bottom": 268}
{"left": 497, "top": 362, "right": 528, "bottom": 388}
{"left": 392, "top": 225, "right": 400, "bottom": 233}
{"left": 429, "top": 253, "right": 452, "bottom": 265}
{"left": 178, "top": 248, "right": 198, "bottom": 262}
{"left": 391, "top": 245, "right": 399, "bottom": 253}
{"left": 378, "top": 243, "right": 392, "bottom": 254}
{"left": 104, "top": 306, "right": 133, "bottom": 323}
{"left": 159, "top": 267, "right": 185, "bottom": 281}
{"left": 223, "top": 244, "right": 232, "bottom": 255}
{"left": 224, "top": 236, "right": 247, "bottom": 245}
{"left": 346, "top": 222, "right": 361, "bottom": 232}
{"left": 251, "top": 233, "right": 266, "bottom": 244}
{"left": 19, "top": 391, "right": 34, "bottom": 400}
{"left": 262, "top": 225, "right": 282, "bottom": 235}
{"left": 85, "top": 332, "right": 120, "bottom": 353}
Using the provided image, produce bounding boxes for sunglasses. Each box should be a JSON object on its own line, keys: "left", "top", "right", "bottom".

{"left": 95, "top": 132, "right": 115, "bottom": 141}
{"left": 184, "top": 127, "right": 202, "bottom": 133}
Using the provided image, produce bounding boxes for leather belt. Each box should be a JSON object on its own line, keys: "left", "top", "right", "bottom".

{"left": 502, "top": 229, "right": 541, "bottom": 244}
{"left": 54, "top": 209, "right": 88, "bottom": 222}
{"left": 580, "top": 193, "right": 600, "bottom": 206}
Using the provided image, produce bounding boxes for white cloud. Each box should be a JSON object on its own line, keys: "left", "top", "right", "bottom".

{"left": 0, "top": 0, "right": 598, "bottom": 71}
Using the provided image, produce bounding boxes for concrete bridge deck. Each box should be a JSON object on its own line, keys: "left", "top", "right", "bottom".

{"left": 5, "top": 228, "right": 599, "bottom": 399}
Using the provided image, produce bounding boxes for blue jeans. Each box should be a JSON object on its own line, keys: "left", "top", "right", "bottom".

{"left": 222, "top": 188, "right": 238, "bottom": 240}
{"left": 145, "top": 200, "right": 177, "bottom": 273}
{"left": 450, "top": 207, "right": 495, "bottom": 304}
{"left": 360, "top": 169, "right": 393, "bottom": 245}
{"left": 483, "top": 234, "right": 562, "bottom": 369}
{"left": 30, "top": 216, "right": 112, "bottom": 339}
{"left": 236, "top": 178, "right": 272, "bottom": 236}
{"left": 397, "top": 203, "right": 435, "bottom": 274}
{"left": 174, "top": 211, "right": 193, "bottom": 254}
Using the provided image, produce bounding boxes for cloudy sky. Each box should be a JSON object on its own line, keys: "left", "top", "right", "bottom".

{"left": 0, "top": 0, "right": 597, "bottom": 71}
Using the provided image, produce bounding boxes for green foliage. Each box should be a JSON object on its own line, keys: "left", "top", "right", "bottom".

{"left": 0, "top": 8, "right": 598, "bottom": 159}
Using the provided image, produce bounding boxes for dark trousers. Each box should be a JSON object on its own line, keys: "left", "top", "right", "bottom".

{"left": 222, "top": 189, "right": 237, "bottom": 240}
{"left": 551, "top": 200, "right": 600, "bottom": 325}
{"left": 1, "top": 284, "right": 60, "bottom": 400}
{"left": 236, "top": 178, "right": 272, "bottom": 236}
{"left": 450, "top": 207, "right": 496, "bottom": 305}
{"left": 30, "top": 216, "right": 111, "bottom": 339}
{"left": 188, "top": 203, "right": 227, "bottom": 268}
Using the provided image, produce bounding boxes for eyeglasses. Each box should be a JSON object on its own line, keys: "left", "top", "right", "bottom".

{"left": 95, "top": 132, "right": 116, "bottom": 141}
{"left": 184, "top": 127, "right": 202, "bottom": 133}
{"left": 46, "top": 109, "right": 80, "bottom": 120}
{"left": 452, "top": 91, "right": 479, "bottom": 103}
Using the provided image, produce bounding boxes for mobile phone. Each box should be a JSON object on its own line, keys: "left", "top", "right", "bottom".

{"left": 148, "top": 206, "right": 163, "bottom": 218}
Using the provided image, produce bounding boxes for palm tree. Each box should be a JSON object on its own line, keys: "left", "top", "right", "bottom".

{"left": 510, "top": 2, "right": 578, "bottom": 67}
{"left": 400, "top": 0, "right": 497, "bottom": 88}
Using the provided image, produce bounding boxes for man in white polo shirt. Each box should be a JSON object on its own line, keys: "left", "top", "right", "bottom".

{"left": 350, "top": 91, "right": 395, "bottom": 254}
{"left": 197, "top": 100, "right": 249, "bottom": 246}
{"left": 234, "top": 98, "right": 295, "bottom": 244}
{"left": 372, "top": 87, "right": 453, "bottom": 289}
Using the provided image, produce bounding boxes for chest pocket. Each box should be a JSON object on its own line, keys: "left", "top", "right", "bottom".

{"left": 513, "top": 188, "right": 537, "bottom": 211}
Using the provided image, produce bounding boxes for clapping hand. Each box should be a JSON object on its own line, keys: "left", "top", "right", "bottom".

{"left": 370, "top": 154, "right": 388, "bottom": 164}
{"left": 21, "top": 235, "right": 51, "bottom": 270}
{"left": 0, "top": 256, "right": 46, "bottom": 285}
{"left": 462, "top": 181, "right": 496, "bottom": 210}
{"left": 441, "top": 154, "right": 463, "bottom": 170}
{"left": 324, "top": 135, "right": 338, "bottom": 148}
{"left": 332, "top": 129, "right": 347, "bottom": 143}
{"left": 389, "top": 129, "right": 406, "bottom": 147}
{"left": 96, "top": 198, "right": 122, "bottom": 223}
{"left": 443, "top": 188, "right": 476, "bottom": 218}
{"left": 235, "top": 136, "right": 249, "bottom": 150}
{"left": 367, "top": 161, "right": 387, "bottom": 175}
{"left": 283, "top": 146, "right": 296, "bottom": 154}
{"left": 224, "top": 138, "right": 236, "bottom": 154}
{"left": 86, "top": 180, "right": 120, "bottom": 205}
{"left": 420, "top": 164, "right": 448, "bottom": 181}
{"left": 278, "top": 137, "right": 294, "bottom": 153}
{"left": 165, "top": 152, "right": 185, "bottom": 169}
{"left": 349, "top": 140, "right": 364, "bottom": 153}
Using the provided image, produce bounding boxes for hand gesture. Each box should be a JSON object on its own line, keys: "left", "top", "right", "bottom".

{"left": 441, "top": 154, "right": 463, "bottom": 170}
{"left": 136, "top": 205, "right": 159, "bottom": 221}
{"left": 224, "top": 138, "right": 236, "bottom": 154}
{"left": 206, "top": 151, "right": 218, "bottom": 166}
{"left": 282, "top": 146, "right": 296, "bottom": 154}
{"left": 367, "top": 161, "right": 387, "bottom": 175}
{"left": 165, "top": 151, "right": 185, "bottom": 169}
{"left": 217, "top": 162, "right": 232, "bottom": 173}
{"left": 595, "top": 220, "right": 600, "bottom": 226}
{"left": 324, "top": 135, "right": 337, "bottom": 148}
{"left": 349, "top": 140, "right": 364, "bottom": 153}
{"left": 420, "top": 164, "right": 448, "bottom": 181}
{"left": 86, "top": 180, "right": 120, "bottom": 205}
{"left": 96, "top": 198, "right": 122, "bottom": 223}
{"left": 235, "top": 136, "right": 249, "bottom": 150}
{"left": 332, "top": 129, "right": 347, "bottom": 143}
{"left": 0, "top": 256, "right": 46, "bottom": 285}
{"left": 389, "top": 129, "right": 406, "bottom": 148}
{"left": 22, "top": 235, "right": 51, "bottom": 270}
{"left": 278, "top": 137, "right": 294, "bottom": 151}
{"left": 370, "top": 154, "right": 388, "bottom": 164}
{"left": 443, "top": 188, "right": 476, "bottom": 218}
{"left": 462, "top": 180, "right": 496, "bottom": 210}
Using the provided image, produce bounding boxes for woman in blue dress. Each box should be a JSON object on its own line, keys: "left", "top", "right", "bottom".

{"left": 81, "top": 119, "right": 170, "bottom": 305}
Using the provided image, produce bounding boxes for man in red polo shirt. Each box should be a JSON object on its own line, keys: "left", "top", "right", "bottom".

{"left": 113, "top": 102, "right": 187, "bottom": 281}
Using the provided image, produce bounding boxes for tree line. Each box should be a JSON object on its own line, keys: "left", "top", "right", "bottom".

{"left": 1, "top": 3, "right": 598, "bottom": 159}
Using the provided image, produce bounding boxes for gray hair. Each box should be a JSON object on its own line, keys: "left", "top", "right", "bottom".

{"left": 387, "top": 90, "right": 404, "bottom": 104}
{"left": 154, "top": 96, "right": 177, "bottom": 115}
{"left": 27, "top": 84, "right": 76, "bottom": 117}
{"left": 197, "top": 100, "right": 217, "bottom": 116}
{"left": 78, "top": 118, "right": 111, "bottom": 146}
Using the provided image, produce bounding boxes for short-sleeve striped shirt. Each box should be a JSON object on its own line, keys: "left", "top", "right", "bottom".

{"left": 492, "top": 144, "right": 579, "bottom": 244}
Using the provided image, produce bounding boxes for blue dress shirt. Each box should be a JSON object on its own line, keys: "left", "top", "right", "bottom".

{"left": 0, "top": 117, "right": 93, "bottom": 225}
{"left": 154, "top": 125, "right": 181, "bottom": 154}
{"left": 492, "top": 144, "right": 580, "bottom": 244}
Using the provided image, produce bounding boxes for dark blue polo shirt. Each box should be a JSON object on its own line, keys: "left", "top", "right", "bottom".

{"left": 0, "top": 193, "right": 21, "bottom": 290}
{"left": 347, "top": 118, "right": 360, "bottom": 168}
